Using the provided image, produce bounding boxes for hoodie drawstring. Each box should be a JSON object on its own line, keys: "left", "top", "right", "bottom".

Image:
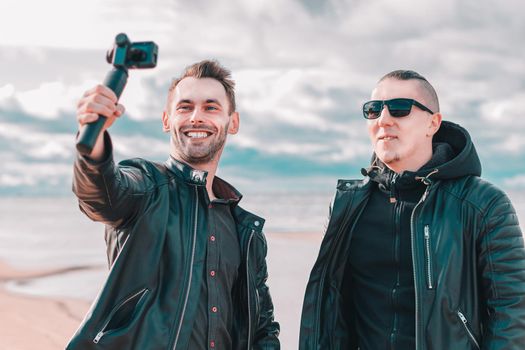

{"left": 415, "top": 169, "right": 439, "bottom": 186}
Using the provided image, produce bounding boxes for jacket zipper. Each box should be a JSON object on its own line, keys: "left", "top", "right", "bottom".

{"left": 246, "top": 230, "right": 255, "bottom": 350}
{"left": 457, "top": 310, "right": 480, "bottom": 349}
{"left": 389, "top": 173, "right": 398, "bottom": 203}
{"left": 172, "top": 186, "right": 199, "bottom": 349}
{"left": 410, "top": 185, "right": 431, "bottom": 350}
{"left": 423, "top": 225, "right": 433, "bottom": 289}
{"left": 93, "top": 288, "right": 150, "bottom": 343}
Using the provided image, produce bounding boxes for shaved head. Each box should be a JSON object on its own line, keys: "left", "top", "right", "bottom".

{"left": 379, "top": 70, "right": 440, "bottom": 113}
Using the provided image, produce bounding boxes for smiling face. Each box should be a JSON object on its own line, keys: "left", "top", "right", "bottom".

{"left": 367, "top": 78, "right": 442, "bottom": 173}
{"left": 162, "top": 77, "right": 239, "bottom": 167}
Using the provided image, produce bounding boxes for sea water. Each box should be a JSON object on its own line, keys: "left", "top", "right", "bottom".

{"left": 1, "top": 190, "right": 524, "bottom": 300}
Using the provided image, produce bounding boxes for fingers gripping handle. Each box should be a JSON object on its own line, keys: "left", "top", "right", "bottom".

{"left": 76, "top": 67, "right": 129, "bottom": 155}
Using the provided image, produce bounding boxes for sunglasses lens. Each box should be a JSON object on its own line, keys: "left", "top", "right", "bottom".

{"left": 387, "top": 99, "right": 412, "bottom": 118}
{"left": 363, "top": 101, "right": 383, "bottom": 119}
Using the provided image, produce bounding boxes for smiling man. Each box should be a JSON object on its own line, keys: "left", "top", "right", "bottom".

{"left": 68, "top": 60, "right": 280, "bottom": 349}
{"left": 300, "top": 70, "right": 525, "bottom": 349}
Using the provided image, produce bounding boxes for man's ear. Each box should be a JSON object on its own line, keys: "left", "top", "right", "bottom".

{"left": 228, "top": 112, "right": 240, "bottom": 135}
{"left": 428, "top": 112, "right": 442, "bottom": 137}
{"left": 162, "top": 111, "right": 170, "bottom": 132}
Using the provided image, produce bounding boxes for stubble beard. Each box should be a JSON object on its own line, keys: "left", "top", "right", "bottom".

{"left": 376, "top": 146, "right": 401, "bottom": 167}
{"left": 172, "top": 127, "right": 227, "bottom": 165}
{"left": 381, "top": 153, "right": 401, "bottom": 165}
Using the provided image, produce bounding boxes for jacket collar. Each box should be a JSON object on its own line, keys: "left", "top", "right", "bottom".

{"left": 164, "top": 156, "right": 243, "bottom": 203}
{"left": 163, "top": 156, "right": 264, "bottom": 230}
{"left": 164, "top": 156, "right": 208, "bottom": 186}
{"left": 212, "top": 177, "right": 243, "bottom": 206}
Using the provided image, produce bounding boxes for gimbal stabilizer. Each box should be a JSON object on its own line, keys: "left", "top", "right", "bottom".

{"left": 76, "top": 33, "right": 158, "bottom": 155}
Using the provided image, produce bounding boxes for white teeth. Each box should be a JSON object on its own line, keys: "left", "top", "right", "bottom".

{"left": 187, "top": 132, "right": 209, "bottom": 139}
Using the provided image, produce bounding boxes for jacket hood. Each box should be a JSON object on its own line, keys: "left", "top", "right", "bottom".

{"left": 429, "top": 120, "right": 482, "bottom": 179}
{"left": 363, "top": 121, "right": 482, "bottom": 187}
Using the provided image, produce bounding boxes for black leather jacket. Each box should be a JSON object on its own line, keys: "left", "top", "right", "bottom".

{"left": 300, "top": 122, "right": 525, "bottom": 349}
{"left": 68, "top": 135, "right": 280, "bottom": 349}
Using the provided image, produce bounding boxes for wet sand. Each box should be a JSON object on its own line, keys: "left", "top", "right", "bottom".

{"left": 0, "top": 261, "right": 91, "bottom": 349}
{"left": 0, "top": 232, "right": 323, "bottom": 349}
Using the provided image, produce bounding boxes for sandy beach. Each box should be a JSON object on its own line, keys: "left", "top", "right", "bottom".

{"left": 0, "top": 232, "right": 323, "bottom": 350}
{"left": 0, "top": 261, "right": 91, "bottom": 350}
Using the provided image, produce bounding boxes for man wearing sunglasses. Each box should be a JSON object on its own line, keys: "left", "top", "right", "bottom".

{"left": 300, "top": 70, "right": 525, "bottom": 349}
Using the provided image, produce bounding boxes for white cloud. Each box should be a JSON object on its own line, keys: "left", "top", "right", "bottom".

{"left": 0, "top": 84, "right": 15, "bottom": 99}
{"left": 480, "top": 93, "right": 525, "bottom": 127}
{"left": 0, "top": 122, "right": 73, "bottom": 160}
{"left": 1, "top": 0, "right": 525, "bottom": 195}
{"left": 0, "top": 75, "right": 162, "bottom": 123}
{"left": 235, "top": 66, "right": 364, "bottom": 131}
{"left": 504, "top": 174, "right": 525, "bottom": 189}
{"left": 14, "top": 82, "right": 80, "bottom": 119}
{"left": 118, "top": 73, "right": 168, "bottom": 120}
{"left": 112, "top": 134, "right": 167, "bottom": 159}
{"left": 0, "top": 0, "right": 107, "bottom": 48}
{"left": 0, "top": 161, "right": 72, "bottom": 187}
{"left": 491, "top": 134, "right": 525, "bottom": 155}
{"left": 0, "top": 0, "right": 178, "bottom": 50}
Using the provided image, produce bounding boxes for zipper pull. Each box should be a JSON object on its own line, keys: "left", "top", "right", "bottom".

{"left": 93, "top": 331, "right": 104, "bottom": 343}
{"left": 458, "top": 311, "right": 467, "bottom": 324}
{"left": 389, "top": 173, "right": 398, "bottom": 203}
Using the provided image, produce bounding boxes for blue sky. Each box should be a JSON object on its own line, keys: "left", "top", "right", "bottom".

{"left": 0, "top": 0, "right": 524, "bottom": 196}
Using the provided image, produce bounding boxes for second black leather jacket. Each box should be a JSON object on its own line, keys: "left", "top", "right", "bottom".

{"left": 300, "top": 121, "right": 525, "bottom": 349}
{"left": 68, "top": 135, "right": 280, "bottom": 349}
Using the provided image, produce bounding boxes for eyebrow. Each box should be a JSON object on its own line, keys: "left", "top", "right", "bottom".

{"left": 205, "top": 99, "right": 222, "bottom": 106}
{"left": 176, "top": 99, "right": 222, "bottom": 106}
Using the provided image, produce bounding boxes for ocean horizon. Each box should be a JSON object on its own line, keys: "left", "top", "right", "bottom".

{"left": 1, "top": 189, "right": 524, "bottom": 301}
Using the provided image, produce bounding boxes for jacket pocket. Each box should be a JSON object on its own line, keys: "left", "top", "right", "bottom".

{"left": 93, "top": 288, "right": 150, "bottom": 344}
{"left": 457, "top": 310, "right": 480, "bottom": 349}
{"left": 423, "top": 225, "right": 434, "bottom": 289}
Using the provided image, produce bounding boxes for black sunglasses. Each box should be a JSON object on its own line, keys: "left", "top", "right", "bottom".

{"left": 362, "top": 98, "right": 434, "bottom": 119}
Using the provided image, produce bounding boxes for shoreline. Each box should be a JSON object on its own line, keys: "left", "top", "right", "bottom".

{"left": 0, "top": 260, "right": 92, "bottom": 349}
{"left": 0, "top": 232, "right": 323, "bottom": 349}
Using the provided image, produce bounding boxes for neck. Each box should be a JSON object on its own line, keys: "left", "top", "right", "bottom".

{"left": 203, "top": 167, "right": 217, "bottom": 201}
{"left": 171, "top": 154, "right": 219, "bottom": 201}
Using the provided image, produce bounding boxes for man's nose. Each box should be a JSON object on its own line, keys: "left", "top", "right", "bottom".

{"left": 377, "top": 105, "right": 394, "bottom": 126}
{"left": 189, "top": 109, "right": 205, "bottom": 124}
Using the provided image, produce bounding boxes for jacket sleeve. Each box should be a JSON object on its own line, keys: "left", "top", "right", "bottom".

{"left": 478, "top": 190, "right": 525, "bottom": 349}
{"left": 72, "top": 132, "right": 152, "bottom": 228}
{"left": 253, "top": 233, "right": 281, "bottom": 349}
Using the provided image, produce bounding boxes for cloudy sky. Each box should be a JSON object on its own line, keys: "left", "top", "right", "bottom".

{"left": 0, "top": 0, "right": 524, "bottom": 196}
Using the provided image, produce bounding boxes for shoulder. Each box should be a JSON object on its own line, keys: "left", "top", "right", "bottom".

{"left": 441, "top": 176, "right": 509, "bottom": 205}
{"left": 117, "top": 158, "right": 174, "bottom": 189}
{"left": 336, "top": 177, "right": 370, "bottom": 191}
{"left": 332, "top": 177, "right": 371, "bottom": 205}
{"left": 438, "top": 176, "right": 515, "bottom": 219}
{"left": 232, "top": 204, "right": 265, "bottom": 231}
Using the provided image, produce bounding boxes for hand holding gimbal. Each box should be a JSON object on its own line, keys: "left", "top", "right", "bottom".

{"left": 76, "top": 33, "right": 158, "bottom": 155}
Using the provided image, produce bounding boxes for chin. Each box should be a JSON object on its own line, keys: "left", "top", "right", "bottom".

{"left": 377, "top": 152, "right": 400, "bottom": 166}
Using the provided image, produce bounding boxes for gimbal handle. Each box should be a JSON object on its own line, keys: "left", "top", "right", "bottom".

{"left": 76, "top": 67, "right": 128, "bottom": 155}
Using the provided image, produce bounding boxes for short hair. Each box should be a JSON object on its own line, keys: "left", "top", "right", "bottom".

{"left": 379, "top": 70, "right": 440, "bottom": 112}
{"left": 167, "top": 60, "right": 236, "bottom": 114}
